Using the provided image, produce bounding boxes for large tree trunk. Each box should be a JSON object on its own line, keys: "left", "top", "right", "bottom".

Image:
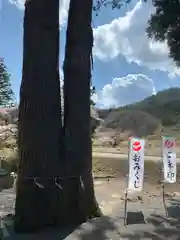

{"left": 14, "top": 0, "right": 63, "bottom": 232}
{"left": 63, "top": 0, "right": 101, "bottom": 226}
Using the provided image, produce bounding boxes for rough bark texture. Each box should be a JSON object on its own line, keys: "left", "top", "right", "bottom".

{"left": 14, "top": 0, "right": 63, "bottom": 232}
{"left": 63, "top": 0, "right": 101, "bottom": 226}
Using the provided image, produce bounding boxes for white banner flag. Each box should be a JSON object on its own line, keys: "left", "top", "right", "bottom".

{"left": 162, "top": 136, "right": 176, "bottom": 183}
{"left": 128, "top": 137, "right": 145, "bottom": 192}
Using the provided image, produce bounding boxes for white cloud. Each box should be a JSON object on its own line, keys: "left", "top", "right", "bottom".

{"left": 9, "top": 0, "right": 180, "bottom": 77}
{"left": 91, "top": 92, "right": 98, "bottom": 104}
{"left": 95, "top": 74, "right": 156, "bottom": 108}
{"left": 60, "top": 68, "right": 63, "bottom": 79}
{"left": 59, "top": 0, "right": 69, "bottom": 29}
{"left": 8, "top": 0, "right": 24, "bottom": 9}
{"left": 93, "top": 1, "right": 180, "bottom": 77}
{"left": 8, "top": 0, "right": 70, "bottom": 28}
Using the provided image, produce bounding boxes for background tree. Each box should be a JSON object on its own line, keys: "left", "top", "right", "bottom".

{"left": 146, "top": 0, "right": 180, "bottom": 66}
{"left": 0, "top": 58, "right": 15, "bottom": 106}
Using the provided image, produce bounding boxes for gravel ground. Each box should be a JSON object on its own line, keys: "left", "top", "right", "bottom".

{"left": 1, "top": 181, "right": 180, "bottom": 239}
{"left": 1, "top": 158, "right": 180, "bottom": 239}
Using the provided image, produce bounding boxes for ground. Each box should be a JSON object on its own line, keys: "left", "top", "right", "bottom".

{"left": 1, "top": 179, "right": 180, "bottom": 239}
{"left": 1, "top": 152, "right": 180, "bottom": 239}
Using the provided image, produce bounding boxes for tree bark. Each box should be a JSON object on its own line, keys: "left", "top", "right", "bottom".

{"left": 14, "top": 0, "right": 63, "bottom": 232}
{"left": 63, "top": 0, "right": 101, "bottom": 226}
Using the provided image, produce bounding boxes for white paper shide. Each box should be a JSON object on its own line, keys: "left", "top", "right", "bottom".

{"left": 128, "top": 137, "right": 145, "bottom": 192}
{"left": 162, "top": 136, "right": 176, "bottom": 183}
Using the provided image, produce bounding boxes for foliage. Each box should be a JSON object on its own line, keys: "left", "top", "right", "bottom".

{"left": 146, "top": 0, "right": 180, "bottom": 66}
{"left": 90, "top": 83, "right": 96, "bottom": 106}
{"left": 98, "top": 88, "right": 180, "bottom": 128}
{"left": 128, "top": 88, "right": 180, "bottom": 126}
{"left": 0, "top": 58, "right": 15, "bottom": 106}
{"left": 93, "top": 0, "right": 132, "bottom": 14}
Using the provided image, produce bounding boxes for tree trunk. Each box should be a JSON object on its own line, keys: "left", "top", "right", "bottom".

{"left": 63, "top": 0, "right": 101, "bottom": 226}
{"left": 14, "top": 0, "right": 63, "bottom": 232}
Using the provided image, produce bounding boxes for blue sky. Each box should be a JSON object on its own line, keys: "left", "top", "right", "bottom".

{"left": 1, "top": 0, "right": 180, "bottom": 108}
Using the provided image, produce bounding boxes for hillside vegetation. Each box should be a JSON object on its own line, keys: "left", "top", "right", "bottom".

{"left": 97, "top": 88, "right": 180, "bottom": 138}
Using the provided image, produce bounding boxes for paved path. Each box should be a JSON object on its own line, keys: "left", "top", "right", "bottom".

{"left": 93, "top": 151, "right": 180, "bottom": 163}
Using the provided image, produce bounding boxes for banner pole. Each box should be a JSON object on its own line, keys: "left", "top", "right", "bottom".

{"left": 161, "top": 136, "right": 166, "bottom": 216}
{"left": 162, "top": 184, "right": 168, "bottom": 217}
{"left": 0, "top": 215, "right": 3, "bottom": 239}
{"left": 124, "top": 189, "right": 128, "bottom": 226}
{"left": 124, "top": 137, "right": 130, "bottom": 226}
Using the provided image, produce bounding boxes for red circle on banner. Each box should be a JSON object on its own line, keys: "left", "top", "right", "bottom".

{"left": 164, "top": 140, "right": 174, "bottom": 148}
{"left": 132, "top": 141, "right": 141, "bottom": 152}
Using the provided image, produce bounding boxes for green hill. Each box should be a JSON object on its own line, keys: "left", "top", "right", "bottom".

{"left": 97, "top": 88, "right": 180, "bottom": 137}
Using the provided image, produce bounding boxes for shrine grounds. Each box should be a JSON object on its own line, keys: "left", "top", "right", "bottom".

{"left": 92, "top": 154, "right": 180, "bottom": 193}
{"left": 1, "top": 153, "right": 180, "bottom": 239}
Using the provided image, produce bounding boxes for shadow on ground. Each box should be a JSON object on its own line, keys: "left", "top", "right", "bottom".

{"left": 2, "top": 191, "right": 180, "bottom": 240}
{"left": 2, "top": 199, "right": 180, "bottom": 240}
{"left": 2, "top": 214, "right": 77, "bottom": 240}
{"left": 66, "top": 216, "right": 120, "bottom": 240}
{"left": 64, "top": 200, "right": 180, "bottom": 240}
{"left": 2, "top": 216, "right": 118, "bottom": 240}
{"left": 119, "top": 198, "right": 180, "bottom": 240}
